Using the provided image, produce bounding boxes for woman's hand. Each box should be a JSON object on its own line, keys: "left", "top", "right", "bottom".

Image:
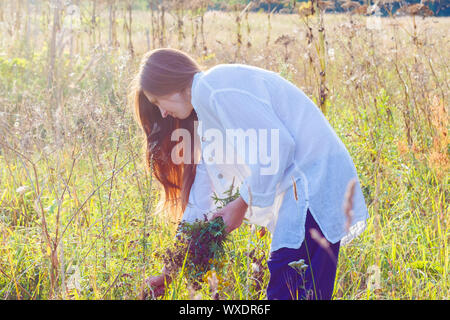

{"left": 144, "top": 266, "right": 171, "bottom": 299}
{"left": 210, "top": 196, "right": 248, "bottom": 233}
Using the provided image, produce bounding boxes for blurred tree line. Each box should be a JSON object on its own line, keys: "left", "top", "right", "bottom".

{"left": 131, "top": 0, "right": 449, "bottom": 16}
{"left": 210, "top": 0, "right": 449, "bottom": 16}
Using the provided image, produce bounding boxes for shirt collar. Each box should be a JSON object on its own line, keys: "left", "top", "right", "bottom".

{"left": 191, "top": 71, "right": 204, "bottom": 112}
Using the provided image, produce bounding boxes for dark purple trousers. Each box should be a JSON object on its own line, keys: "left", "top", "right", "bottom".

{"left": 266, "top": 208, "right": 341, "bottom": 300}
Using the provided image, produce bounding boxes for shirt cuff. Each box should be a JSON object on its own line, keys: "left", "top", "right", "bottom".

{"left": 239, "top": 180, "right": 277, "bottom": 208}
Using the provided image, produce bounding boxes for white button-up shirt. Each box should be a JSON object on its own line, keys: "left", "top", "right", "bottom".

{"left": 181, "top": 63, "right": 368, "bottom": 252}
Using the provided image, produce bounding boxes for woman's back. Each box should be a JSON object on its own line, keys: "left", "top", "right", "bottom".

{"left": 192, "top": 63, "right": 368, "bottom": 245}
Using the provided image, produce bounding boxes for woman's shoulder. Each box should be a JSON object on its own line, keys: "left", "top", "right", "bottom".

{"left": 199, "top": 63, "right": 278, "bottom": 95}
{"left": 205, "top": 63, "right": 275, "bottom": 77}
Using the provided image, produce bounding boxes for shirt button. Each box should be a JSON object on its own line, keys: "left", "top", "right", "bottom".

{"left": 217, "top": 173, "right": 223, "bottom": 179}
{"left": 208, "top": 157, "right": 214, "bottom": 162}
{"left": 201, "top": 136, "right": 206, "bottom": 142}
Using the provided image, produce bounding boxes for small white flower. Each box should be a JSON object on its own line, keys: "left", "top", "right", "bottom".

{"left": 328, "top": 48, "right": 335, "bottom": 61}
{"left": 288, "top": 259, "right": 309, "bottom": 274}
{"left": 251, "top": 262, "right": 260, "bottom": 273}
{"left": 16, "top": 186, "right": 30, "bottom": 195}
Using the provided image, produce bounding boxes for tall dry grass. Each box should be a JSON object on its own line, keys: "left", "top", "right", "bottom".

{"left": 0, "top": 1, "right": 448, "bottom": 299}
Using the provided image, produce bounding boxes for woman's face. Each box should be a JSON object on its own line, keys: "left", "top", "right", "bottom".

{"left": 143, "top": 89, "right": 193, "bottom": 120}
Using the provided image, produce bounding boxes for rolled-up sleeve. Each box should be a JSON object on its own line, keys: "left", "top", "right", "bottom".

{"left": 210, "top": 89, "right": 296, "bottom": 208}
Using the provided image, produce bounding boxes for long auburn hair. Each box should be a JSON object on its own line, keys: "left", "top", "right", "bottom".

{"left": 129, "top": 48, "right": 204, "bottom": 221}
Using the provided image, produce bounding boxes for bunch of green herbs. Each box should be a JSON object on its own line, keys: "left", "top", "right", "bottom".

{"left": 160, "top": 181, "right": 240, "bottom": 289}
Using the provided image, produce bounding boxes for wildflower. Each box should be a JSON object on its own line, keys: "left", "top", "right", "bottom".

{"left": 288, "top": 259, "right": 309, "bottom": 274}
{"left": 16, "top": 186, "right": 30, "bottom": 195}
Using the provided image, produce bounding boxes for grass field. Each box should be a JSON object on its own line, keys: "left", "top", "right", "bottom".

{"left": 0, "top": 2, "right": 448, "bottom": 300}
